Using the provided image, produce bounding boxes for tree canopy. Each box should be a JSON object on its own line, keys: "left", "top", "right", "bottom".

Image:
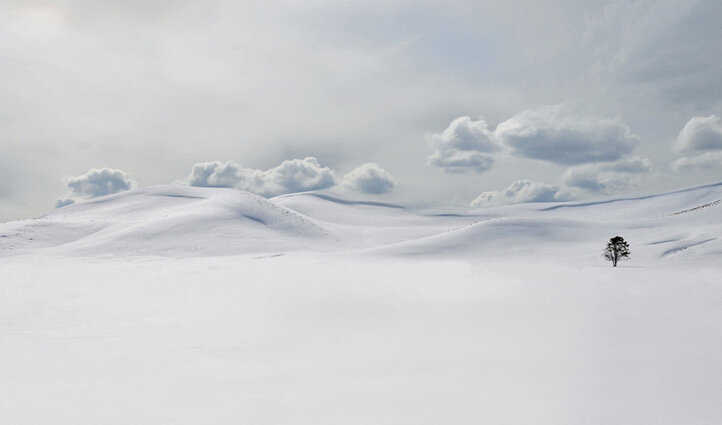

{"left": 604, "top": 236, "right": 630, "bottom": 267}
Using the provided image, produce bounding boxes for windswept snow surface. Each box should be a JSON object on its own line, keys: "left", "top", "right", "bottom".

{"left": 1, "top": 183, "right": 721, "bottom": 424}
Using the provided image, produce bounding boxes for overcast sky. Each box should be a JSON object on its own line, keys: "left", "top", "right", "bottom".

{"left": 2, "top": 0, "right": 721, "bottom": 219}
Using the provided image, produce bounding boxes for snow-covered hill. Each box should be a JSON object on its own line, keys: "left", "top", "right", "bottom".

{"left": 2, "top": 181, "right": 720, "bottom": 262}
{"left": 1, "top": 185, "right": 334, "bottom": 256}
{"left": 1, "top": 182, "right": 721, "bottom": 425}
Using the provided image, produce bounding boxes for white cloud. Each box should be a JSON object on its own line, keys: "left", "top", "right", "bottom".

{"left": 563, "top": 157, "right": 652, "bottom": 193}
{"left": 66, "top": 168, "right": 134, "bottom": 198}
{"left": 495, "top": 105, "right": 639, "bottom": 165}
{"left": 670, "top": 116, "right": 722, "bottom": 173}
{"left": 188, "top": 161, "right": 245, "bottom": 188}
{"left": 428, "top": 151, "right": 494, "bottom": 174}
{"left": 563, "top": 167, "right": 624, "bottom": 193}
{"left": 342, "top": 163, "right": 396, "bottom": 194}
{"left": 188, "top": 157, "right": 337, "bottom": 197}
{"left": 428, "top": 116, "right": 498, "bottom": 173}
{"left": 674, "top": 115, "right": 722, "bottom": 154}
{"left": 263, "top": 157, "right": 337, "bottom": 195}
{"left": 470, "top": 179, "right": 571, "bottom": 207}
{"left": 430, "top": 106, "right": 641, "bottom": 174}
{"left": 672, "top": 152, "right": 722, "bottom": 173}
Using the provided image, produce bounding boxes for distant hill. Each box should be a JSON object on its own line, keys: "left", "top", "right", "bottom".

{"left": 1, "top": 182, "right": 720, "bottom": 262}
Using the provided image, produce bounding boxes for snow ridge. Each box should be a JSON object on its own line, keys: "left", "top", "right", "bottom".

{"left": 0, "top": 181, "right": 721, "bottom": 260}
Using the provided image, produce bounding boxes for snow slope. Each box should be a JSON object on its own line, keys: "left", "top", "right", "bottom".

{"left": 1, "top": 185, "right": 333, "bottom": 257}
{"left": 1, "top": 182, "right": 721, "bottom": 424}
{"left": 2, "top": 181, "right": 720, "bottom": 262}
{"left": 372, "top": 181, "right": 722, "bottom": 263}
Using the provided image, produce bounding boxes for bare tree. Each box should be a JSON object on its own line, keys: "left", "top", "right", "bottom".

{"left": 604, "top": 236, "right": 630, "bottom": 267}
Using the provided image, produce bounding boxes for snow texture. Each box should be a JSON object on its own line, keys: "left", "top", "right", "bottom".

{"left": 1, "top": 181, "right": 721, "bottom": 424}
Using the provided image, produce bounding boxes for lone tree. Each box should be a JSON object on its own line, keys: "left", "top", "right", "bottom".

{"left": 604, "top": 236, "right": 630, "bottom": 267}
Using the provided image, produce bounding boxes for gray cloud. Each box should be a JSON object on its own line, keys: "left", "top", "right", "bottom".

{"left": 428, "top": 116, "right": 498, "bottom": 173}
{"left": 495, "top": 105, "right": 640, "bottom": 165}
{"left": 188, "top": 157, "right": 337, "bottom": 197}
{"left": 428, "top": 152, "right": 495, "bottom": 174}
{"left": 675, "top": 115, "right": 722, "bottom": 154}
{"left": 563, "top": 168, "right": 618, "bottom": 193}
{"left": 600, "top": 157, "right": 652, "bottom": 174}
{"left": 66, "top": 168, "right": 134, "bottom": 198}
{"left": 431, "top": 106, "right": 643, "bottom": 178}
{"left": 563, "top": 157, "right": 652, "bottom": 193}
{"left": 342, "top": 163, "right": 396, "bottom": 194}
{"left": 471, "top": 179, "right": 571, "bottom": 207}
{"left": 672, "top": 152, "right": 722, "bottom": 173}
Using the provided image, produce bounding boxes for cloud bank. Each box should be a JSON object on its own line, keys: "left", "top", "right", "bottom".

{"left": 429, "top": 106, "right": 641, "bottom": 174}
{"left": 342, "top": 163, "right": 396, "bottom": 194}
{"left": 471, "top": 156, "right": 653, "bottom": 207}
{"left": 563, "top": 157, "right": 652, "bottom": 194}
{"left": 672, "top": 152, "right": 722, "bottom": 172}
{"left": 188, "top": 157, "right": 337, "bottom": 197}
{"left": 495, "top": 105, "right": 639, "bottom": 165}
{"left": 600, "top": 157, "right": 652, "bottom": 174}
{"left": 471, "top": 180, "right": 570, "bottom": 207}
{"left": 563, "top": 168, "right": 626, "bottom": 194}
